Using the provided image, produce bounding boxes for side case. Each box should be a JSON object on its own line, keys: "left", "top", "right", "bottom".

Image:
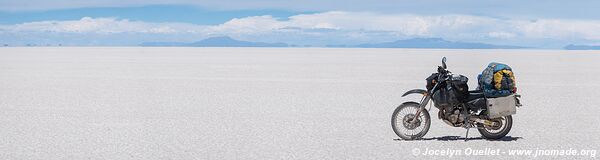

{"left": 486, "top": 94, "right": 518, "bottom": 118}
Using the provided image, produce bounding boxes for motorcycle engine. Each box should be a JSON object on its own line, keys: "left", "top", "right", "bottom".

{"left": 439, "top": 106, "right": 466, "bottom": 127}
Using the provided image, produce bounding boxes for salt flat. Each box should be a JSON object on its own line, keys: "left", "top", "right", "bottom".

{"left": 0, "top": 47, "right": 599, "bottom": 159}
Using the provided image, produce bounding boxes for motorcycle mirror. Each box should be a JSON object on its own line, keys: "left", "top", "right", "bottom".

{"left": 441, "top": 57, "right": 447, "bottom": 69}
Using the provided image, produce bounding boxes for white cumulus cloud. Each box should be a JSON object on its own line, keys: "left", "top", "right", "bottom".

{"left": 2, "top": 17, "right": 206, "bottom": 34}
{"left": 1, "top": 11, "right": 600, "bottom": 47}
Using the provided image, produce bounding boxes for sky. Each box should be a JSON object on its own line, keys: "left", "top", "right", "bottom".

{"left": 1, "top": 0, "right": 599, "bottom": 48}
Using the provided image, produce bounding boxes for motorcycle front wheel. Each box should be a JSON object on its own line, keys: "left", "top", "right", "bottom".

{"left": 477, "top": 115, "right": 513, "bottom": 139}
{"left": 391, "top": 102, "right": 431, "bottom": 140}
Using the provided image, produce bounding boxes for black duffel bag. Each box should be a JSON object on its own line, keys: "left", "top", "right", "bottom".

{"left": 449, "top": 74, "right": 469, "bottom": 102}
{"left": 433, "top": 74, "right": 469, "bottom": 107}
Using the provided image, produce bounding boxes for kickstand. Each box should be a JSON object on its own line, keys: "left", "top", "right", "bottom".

{"left": 464, "top": 127, "right": 470, "bottom": 142}
{"left": 463, "top": 109, "right": 470, "bottom": 142}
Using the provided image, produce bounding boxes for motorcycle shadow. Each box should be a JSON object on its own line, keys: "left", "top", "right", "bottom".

{"left": 394, "top": 136, "right": 522, "bottom": 142}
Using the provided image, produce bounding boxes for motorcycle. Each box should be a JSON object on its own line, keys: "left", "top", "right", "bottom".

{"left": 391, "top": 57, "right": 522, "bottom": 140}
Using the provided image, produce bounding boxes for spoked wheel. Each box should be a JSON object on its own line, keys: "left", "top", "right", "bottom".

{"left": 477, "top": 115, "right": 512, "bottom": 139}
{"left": 391, "top": 102, "right": 431, "bottom": 140}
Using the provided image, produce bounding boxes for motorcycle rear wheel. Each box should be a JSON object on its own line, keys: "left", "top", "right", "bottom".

{"left": 391, "top": 102, "right": 431, "bottom": 140}
{"left": 477, "top": 115, "right": 513, "bottom": 139}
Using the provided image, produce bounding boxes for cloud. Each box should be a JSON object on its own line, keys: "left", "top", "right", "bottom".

{"left": 208, "top": 16, "right": 284, "bottom": 34}
{"left": 487, "top": 32, "right": 516, "bottom": 39}
{"left": 2, "top": 0, "right": 600, "bottom": 20}
{"left": 1, "top": 11, "right": 600, "bottom": 47}
{"left": 514, "top": 19, "right": 600, "bottom": 40}
{"left": 3, "top": 17, "right": 203, "bottom": 34}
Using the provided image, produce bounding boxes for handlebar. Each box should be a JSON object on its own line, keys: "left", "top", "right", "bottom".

{"left": 428, "top": 57, "right": 451, "bottom": 93}
{"left": 435, "top": 66, "right": 451, "bottom": 85}
{"left": 437, "top": 66, "right": 446, "bottom": 74}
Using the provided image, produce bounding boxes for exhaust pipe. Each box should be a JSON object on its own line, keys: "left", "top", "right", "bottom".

{"left": 470, "top": 117, "right": 498, "bottom": 127}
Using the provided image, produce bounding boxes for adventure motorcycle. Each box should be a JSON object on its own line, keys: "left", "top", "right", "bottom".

{"left": 391, "top": 57, "right": 522, "bottom": 140}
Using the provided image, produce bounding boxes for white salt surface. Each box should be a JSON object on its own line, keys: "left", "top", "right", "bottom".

{"left": 1, "top": 47, "right": 599, "bottom": 159}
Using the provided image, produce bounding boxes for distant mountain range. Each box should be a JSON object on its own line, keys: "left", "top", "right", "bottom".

{"left": 564, "top": 44, "right": 600, "bottom": 50}
{"left": 139, "top": 42, "right": 189, "bottom": 46}
{"left": 354, "top": 38, "right": 527, "bottom": 49}
{"left": 140, "top": 36, "right": 529, "bottom": 49}
{"left": 140, "top": 36, "right": 288, "bottom": 47}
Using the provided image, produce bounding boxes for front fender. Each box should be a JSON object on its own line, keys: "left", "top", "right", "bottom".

{"left": 401, "top": 89, "right": 427, "bottom": 97}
